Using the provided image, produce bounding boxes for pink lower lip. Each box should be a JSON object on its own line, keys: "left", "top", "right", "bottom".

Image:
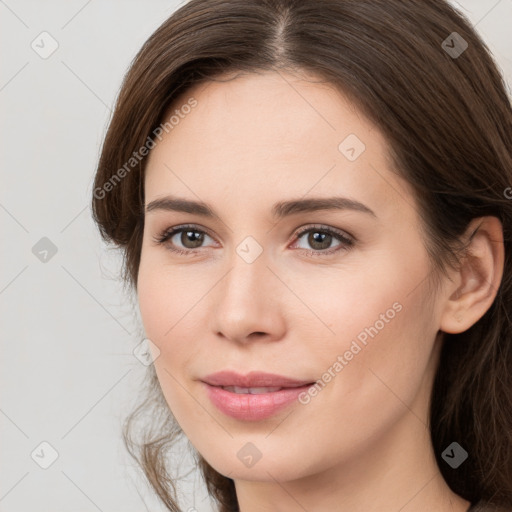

{"left": 203, "top": 382, "right": 313, "bottom": 421}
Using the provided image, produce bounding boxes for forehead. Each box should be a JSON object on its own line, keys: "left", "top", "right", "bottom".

{"left": 161, "top": 70, "right": 372, "bottom": 151}
{"left": 144, "top": 70, "right": 413, "bottom": 224}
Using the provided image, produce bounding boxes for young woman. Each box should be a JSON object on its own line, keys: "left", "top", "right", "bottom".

{"left": 91, "top": 1, "right": 512, "bottom": 510}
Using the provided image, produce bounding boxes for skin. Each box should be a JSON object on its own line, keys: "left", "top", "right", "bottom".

{"left": 137, "top": 69, "right": 504, "bottom": 511}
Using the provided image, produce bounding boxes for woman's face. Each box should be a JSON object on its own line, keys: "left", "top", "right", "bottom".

{"left": 137, "top": 70, "right": 446, "bottom": 482}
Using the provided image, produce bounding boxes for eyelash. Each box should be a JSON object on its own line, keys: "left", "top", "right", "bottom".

{"left": 152, "top": 223, "right": 354, "bottom": 258}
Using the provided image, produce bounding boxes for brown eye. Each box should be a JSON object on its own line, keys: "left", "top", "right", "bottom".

{"left": 293, "top": 225, "right": 354, "bottom": 256}
{"left": 154, "top": 225, "right": 215, "bottom": 255}
{"left": 306, "top": 231, "right": 333, "bottom": 250}
{"left": 179, "top": 229, "right": 205, "bottom": 249}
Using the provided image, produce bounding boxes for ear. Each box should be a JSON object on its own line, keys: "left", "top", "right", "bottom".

{"left": 439, "top": 216, "right": 505, "bottom": 334}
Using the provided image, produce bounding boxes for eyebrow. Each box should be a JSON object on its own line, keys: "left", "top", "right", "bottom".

{"left": 145, "top": 195, "right": 376, "bottom": 219}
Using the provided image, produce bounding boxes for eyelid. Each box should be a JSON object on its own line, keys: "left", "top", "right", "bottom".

{"left": 289, "top": 224, "right": 354, "bottom": 255}
{"left": 154, "top": 223, "right": 355, "bottom": 255}
{"left": 152, "top": 223, "right": 217, "bottom": 248}
{"left": 292, "top": 224, "right": 354, "bottom": 243}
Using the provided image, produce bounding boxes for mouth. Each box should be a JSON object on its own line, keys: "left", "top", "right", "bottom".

{"left": 200, "top": 371, "right": 316, "bottom": 421}
{"left": 201, "top": 370, "right": 315, "bottom": 389}
{"left": 218, "top": 385, "right": 287, "bottom": 394}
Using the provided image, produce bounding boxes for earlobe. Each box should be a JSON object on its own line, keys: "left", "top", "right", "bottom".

{"left": 439, "top": 216, "right": 504, "bottom": 335}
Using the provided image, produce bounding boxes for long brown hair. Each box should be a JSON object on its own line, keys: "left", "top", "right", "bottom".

{"left": 91, "top": 1, "right": 512, "bottom": 510}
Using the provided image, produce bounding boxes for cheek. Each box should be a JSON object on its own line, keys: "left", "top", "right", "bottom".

{"left": 137, "top": 263, "right": 171, "bottom": 342}
{"left": 137, "top": 260, "right": 202, "bottom": 420}
{"left": 137, "top": 254, "right": 196, "bottom": 359}
{"left": 293, "top": 240, "right": 436, "bottom": 399}
{"left": 293, "top": 249, "right": 427, "bottom": 347}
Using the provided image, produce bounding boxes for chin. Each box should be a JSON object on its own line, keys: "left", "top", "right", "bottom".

{"left": 192, "top": 436, "right": 326, "bottom": 483}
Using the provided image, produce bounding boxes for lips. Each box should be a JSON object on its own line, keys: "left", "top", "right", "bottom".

{"left": 220, "top": 385, "right": 283, "bottom": 394}
{"left": 201, "top": 371, "right": 316, "bottom": 421}
{"left": 201, "top": 370, "right": 314, "bottom": 389}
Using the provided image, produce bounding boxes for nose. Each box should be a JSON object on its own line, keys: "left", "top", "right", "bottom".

{"left": 210, "top": 246, "right": 287, "bottom": 345}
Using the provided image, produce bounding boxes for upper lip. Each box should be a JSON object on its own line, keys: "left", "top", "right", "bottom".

{"left": 201, "top": 370, "right": 314, "bottom": 388}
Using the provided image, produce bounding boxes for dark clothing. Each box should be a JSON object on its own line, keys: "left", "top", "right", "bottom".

{"left": 468, "top": 501, "right": 511, "bottom": 512}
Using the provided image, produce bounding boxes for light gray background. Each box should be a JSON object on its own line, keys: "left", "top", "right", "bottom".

{"left": 1, "top": 1, "right": 511, "bottom": 511}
